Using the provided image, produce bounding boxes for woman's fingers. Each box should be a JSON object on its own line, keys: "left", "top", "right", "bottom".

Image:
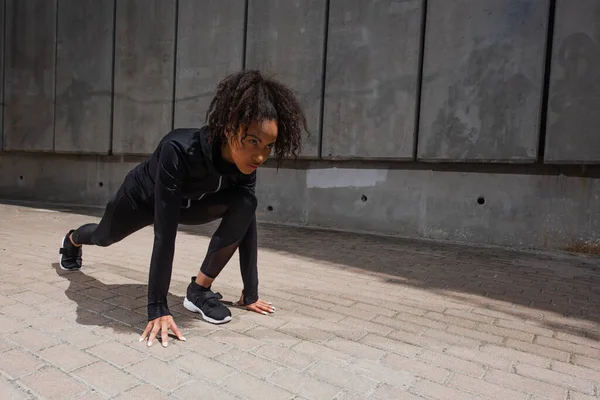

{"left": 140, "top": 316, "right": 186, "bottom": 348}
{"left": 257, "top": 300, "right": 275, "bottom": 313}
{"left": 250, "top": 304, "right": 268, "bottom": 315}
{"left": 248, "top": 301, "right": 275, "bottom": 315}
{"left": 140, "top": 321, "right": 153, "bottom": 342}
{"left": 148, "top": 321, "right": 161, "bottom": 347}
{"left": 170, "top": 319, "right": 186, "bottom": 342}
{"left": 161, "top": 319, "right": 169, "bottom": 347}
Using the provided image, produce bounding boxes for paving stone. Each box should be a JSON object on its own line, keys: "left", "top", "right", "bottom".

{"left": 219, "top": 372, "right": 294, "bottom": 400}
{"left": 5, "top": 327, "right": 61, "bottom": 352}
{"left": 86, "top": 341, "right": 148, "bottom": 368}
{"left": 125, "top": 357, "right": 192, "bottom": 392}
{"left": 268, "top": 368, "right": 342, "bottom": 399}
{"left": 39, "top": 344, "right": 98, "bottom": 372}
{"left": 173, "top": 381, "right": 239, "bottom": 400}
{"left": 74, "top": 362, "right": 140, "bottom": 398}
{"left": 0, "top": 348, "right": 45, "bottom": 379}
{"left": 0, "top": 376, "right": 33, "bottom": 400}
{"left": 18, "top": 367, "right": 87, "bottom": 400}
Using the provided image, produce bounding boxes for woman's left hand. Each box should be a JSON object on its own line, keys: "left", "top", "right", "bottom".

{"left": 235, "top": 293, "right": 275, "bottom": 315}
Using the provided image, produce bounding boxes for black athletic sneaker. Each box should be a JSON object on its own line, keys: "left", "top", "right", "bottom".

{"left": 59, "top": 230, "right": 82, "bottom": 271}
{"left": 183, "top": 277, "right": 231, "bottom": 324}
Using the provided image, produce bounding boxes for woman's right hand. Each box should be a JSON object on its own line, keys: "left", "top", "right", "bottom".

{"left": 235, "top": 292, "right": 275, "bottom": 315}
{"left": 140, "top": 315, "right": 185, "bottom": 347}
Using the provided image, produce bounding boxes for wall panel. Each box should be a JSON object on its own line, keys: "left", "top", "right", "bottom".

{"left": 112, "top": 0, "right": 176, "bottom": 155}
{"left": 417, "top": 0, "right": 549, "bottom": 162}
{"left": 0, "top": 0, "right": 4, "bottom": 150}
{"left": 322, "top": 0, "right": 422, "bottom": 160}
{"left": 3, "top": 0, "right": 57, "bottom": 152}
{"left": 55, "top": 0, "right": 114, "bottom": 154}
{"left": 544, "top": 0, "right": 600, "bottom": 164}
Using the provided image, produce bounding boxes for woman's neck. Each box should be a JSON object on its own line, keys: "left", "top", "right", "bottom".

{"left": 220, "top": 140, "right": 235, "bottom": 164}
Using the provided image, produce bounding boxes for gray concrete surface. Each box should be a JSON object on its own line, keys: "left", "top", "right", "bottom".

{"left": 322, "top": 0, "right": 422, "bottom": 160}
{"left": 54, "top": 0, "right": 114, "bottom": 155}
{"left": 544, "top": 0, "right": 600, "bottom": 164}
{"left": 1, "top": 152, "right": 598, "bottom": 252}
{"left": 417, "top": 0, "right": 549, "bottom": 162}
{"left": 301, "top": 166, "right": 599, "bottom": 250}
{"left": 246, "top": 0, "right": 327, "bottom": 158}
{"left": 3, "top": 0, "right": 56, "bottom": 152}
{"left": 174, "top": 0, "right": 245, "bottom": 129}
{"left": 112, "top": 0, "right": 176, "bottom": 155}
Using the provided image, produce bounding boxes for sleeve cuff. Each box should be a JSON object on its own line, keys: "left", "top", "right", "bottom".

{"left": 243, "top": 291, "right": 259, "bottom": 306}
{"left": 147, "top": 302, "right": 171, "bottom": 321}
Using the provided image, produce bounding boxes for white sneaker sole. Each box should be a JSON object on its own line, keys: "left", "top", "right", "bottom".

{"left": 183, "top": 297, "right": 232, "bottom": 324}
{"left": 59, "top": 235, "right": 81, "bottom": 271}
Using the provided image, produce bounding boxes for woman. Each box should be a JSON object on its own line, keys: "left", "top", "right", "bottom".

{"left": 58, "top": 70, "right": 308, "bottom": 347}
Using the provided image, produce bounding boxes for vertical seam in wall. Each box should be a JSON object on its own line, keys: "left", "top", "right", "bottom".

{"left": 52, "top": 0, "right": 59, "bottom": 151}
{"left": 171, "top": 0, "right": 179, "bottom": 131}
{"left": 1, "top": 0, "right": 6, "bottom": 150}
{"left": 242, "top": 0, "right": 248, "bottom": 70}
{"left": 108, "top": 0, "right": 117, "bottom": 155}
{"left": 537, "top": 0, "right": 557, "bottom": 164}
{"left": 413, "top": 0, "right": 428, "bottom": 161}
{"left": 317, "top": 0, "right": 330, "bottom": 160}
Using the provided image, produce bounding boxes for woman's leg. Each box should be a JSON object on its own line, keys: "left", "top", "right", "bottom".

{"left": 179, "top": 186, "right": 257, "bottom": 323}
{"left": 180, "top": 187, "right": 257, "bottom": 281}
{"left": 59, "top": 185, "right": 153, "bottom": 270}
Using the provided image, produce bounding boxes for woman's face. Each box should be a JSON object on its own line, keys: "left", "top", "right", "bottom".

{"left": 224, "top": 120, "right": 278, "bottom": 175}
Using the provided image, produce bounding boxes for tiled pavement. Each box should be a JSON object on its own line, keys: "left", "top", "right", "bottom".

{"left": 0, "top": 201, "right": 599, "bottom": 400}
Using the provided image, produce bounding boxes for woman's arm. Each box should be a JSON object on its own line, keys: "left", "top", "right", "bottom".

{"left": 147, "top": 140, "right": 186, "bottom": 320}
{"left": 236, "top": 215, "right": 273, "bottom": 315}
{"left": 239, "top": 215, "right": 259, "bottom": 305}
{"left": 236, "top": 171, "right": 260, "bottom": 305}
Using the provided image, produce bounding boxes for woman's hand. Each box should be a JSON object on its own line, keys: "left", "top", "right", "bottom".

{"left": 235, "top": 293, "right": 275, "bottom": 315}
{"left": 140, "top": 315, "right": 185, "bottom": 347}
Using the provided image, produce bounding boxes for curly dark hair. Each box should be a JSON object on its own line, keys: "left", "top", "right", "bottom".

{"left": 204, "top": 70, "right": 309, "bottom": 166}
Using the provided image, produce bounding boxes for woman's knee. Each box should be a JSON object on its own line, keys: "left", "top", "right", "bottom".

{"left": 92, "top": 234, "right": 116, "bottom": 247}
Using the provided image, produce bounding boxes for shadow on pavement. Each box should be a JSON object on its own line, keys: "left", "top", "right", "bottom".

{"left": 180, "top": 217, "right": 600, "bottom": 340}
{"left": 15, "top": 201, "right": 600, "bottom": 340}
{"left": 51, "top": 262, "right": 230, "bottom": 339}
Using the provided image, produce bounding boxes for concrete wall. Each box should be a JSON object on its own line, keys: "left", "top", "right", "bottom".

{"left": 1, "top": 0, "right": 599, "bottom": 253}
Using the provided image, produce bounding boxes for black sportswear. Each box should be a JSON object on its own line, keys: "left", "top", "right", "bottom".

{"left": 69, "top": 127, "right": 259, "bottom": 321}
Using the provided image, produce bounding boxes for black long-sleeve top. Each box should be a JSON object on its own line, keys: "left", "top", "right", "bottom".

{"left": 125, "top": 127, "right": 258, "bottom": 321}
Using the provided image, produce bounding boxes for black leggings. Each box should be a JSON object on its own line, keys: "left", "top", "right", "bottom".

{"left": 71, "top": 184, "right": 258, "bottom": 309}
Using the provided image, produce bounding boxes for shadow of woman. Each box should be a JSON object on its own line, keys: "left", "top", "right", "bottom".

{"left": 51, "top": 262, "right": 210, "bottom": 341}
